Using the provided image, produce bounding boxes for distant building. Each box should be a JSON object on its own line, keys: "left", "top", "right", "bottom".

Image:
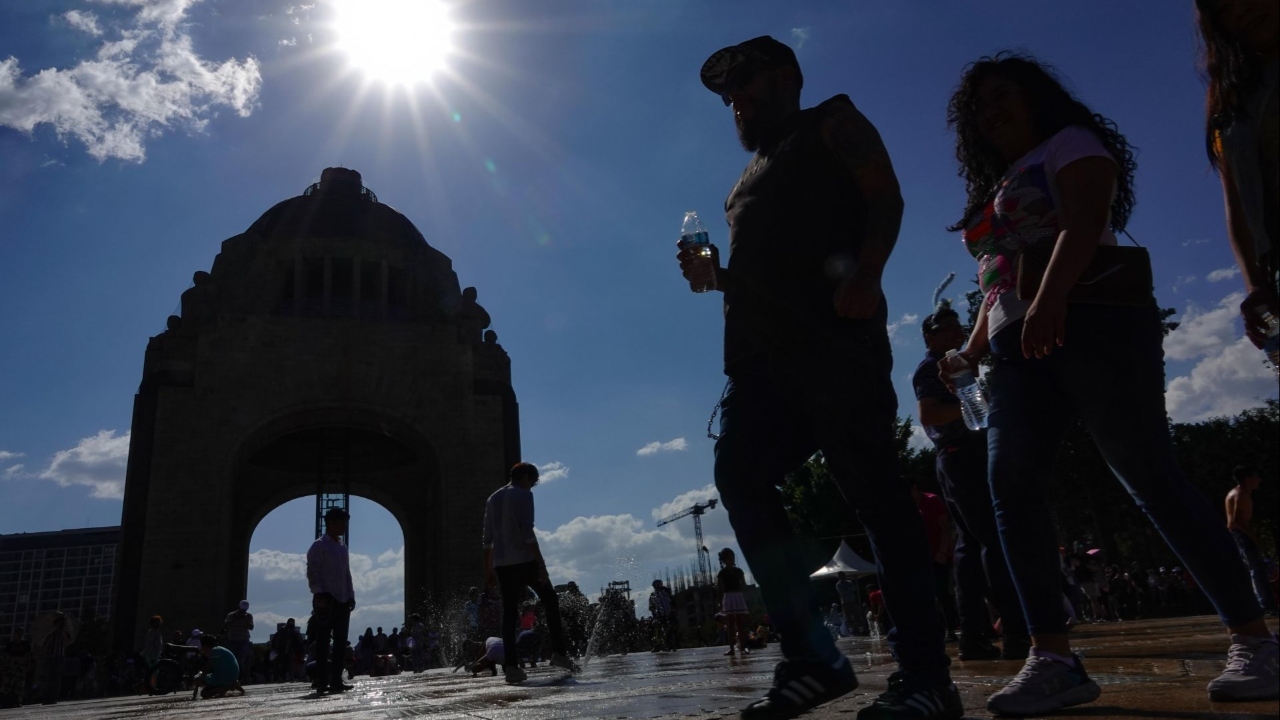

{"left": 673, "top": 585, "right": 719, "bottom": 632}
{"left": 0, "top": 526, "right": 121, "bottom": 638}
{"left": 660, "top": 565, "right": 765, "bottom": 640}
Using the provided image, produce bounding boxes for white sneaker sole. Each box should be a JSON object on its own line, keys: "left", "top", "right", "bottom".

{"left": 988, "top": 680, "right": 1101, "bottom": 716}
{"left": 1208, "top": 683, "right": 1280, "bottom": 702}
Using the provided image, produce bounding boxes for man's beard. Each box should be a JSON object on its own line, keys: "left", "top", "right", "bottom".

{"left": 735, "top": 104, "right": 787, "bottom": 152}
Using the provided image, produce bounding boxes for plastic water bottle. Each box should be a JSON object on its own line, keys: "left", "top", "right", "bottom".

{"left": 945, "top": 349, "right": 989, "bottom": 430}
{"left": 679, "top": 211, "right": 717, "bottom": 293}
{"left": 1258, "top": 306, "right": 1280, "bottom": 376}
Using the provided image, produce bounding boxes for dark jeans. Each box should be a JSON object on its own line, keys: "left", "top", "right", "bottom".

{"left": 936, "top": 435, "right": 1028, "bottom": 645}
{"left": 495, "top": 561, "right": 567, "bottom": 666}
{"left": 714, "top": 336, "right": 949, "bottom": 683}
{"left": 1232, "top": 530, "right": 1278, "bottom": 613}
{"left": 310, "top": 597, "right": 351, "bottom": 688}
{"left": 652, "top": 614, "right": 677, "bottom": 650}
{"left": 987, "top": 305, "right": 1263, "bottom": 636}
{"left": 226, "top": 639, "right": 252, "bottom": 679}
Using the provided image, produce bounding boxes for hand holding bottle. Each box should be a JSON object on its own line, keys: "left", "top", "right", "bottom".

{"left": 676, "top": 211, "right": 720, "bottom": 293}
{"left": 940, "top": 349, "right": 990, "bottom": 431}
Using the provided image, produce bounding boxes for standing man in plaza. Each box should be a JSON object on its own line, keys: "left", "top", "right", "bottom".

{"left": 679, "top": 35, "right": 959, "bottom": 720}
{"left": 1225, "top": 466, "right": 1277, "bottom": 614}
{"left": 306, "top": 507, "right": 355, "bottom": 694}
{"left": 481, "top": 462, "right": 579, "bottom": 683}
{"left": 835, "top": 572, "right": 869, "bottom": 636}
{"left": 649, "top": 579, "right": 678, "bottom": 651}
{"left": 222, "top": 600, "right": 254, "bottom": 681}
{"left": 911, "top": 304, "right": 1030, "bottom": 661}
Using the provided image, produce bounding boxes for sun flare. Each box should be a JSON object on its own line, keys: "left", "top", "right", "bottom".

{"left": 334, "top": 0, "right": 455, "bottom": 86}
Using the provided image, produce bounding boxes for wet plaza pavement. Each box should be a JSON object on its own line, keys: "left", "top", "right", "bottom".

{"left": 4, "top": 615, "right": 1276, "bottom": 720}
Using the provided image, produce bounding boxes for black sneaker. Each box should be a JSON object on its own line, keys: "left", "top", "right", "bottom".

{"left": 327, "top": 682, "right": 354, "bottom": 693}
{"left": 856, "top": 672, "right": 964, "bottom": 719}
{"left": 740, "top": 655, "right": 859, "bottom": 720}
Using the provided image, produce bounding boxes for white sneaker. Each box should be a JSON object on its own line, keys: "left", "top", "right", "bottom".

{"left": 987, "top": 653, "right": 1100, "bottom": 716}
{"left": 1206, "top": 633, "right": 1280, "bottom": 702}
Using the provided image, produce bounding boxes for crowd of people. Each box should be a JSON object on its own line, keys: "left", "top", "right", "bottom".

{"left": 3, "top": 1, "right": 1279, "bottom": 716}
{"left": 671, "top": 0, "right": 1278, "bottom": 716}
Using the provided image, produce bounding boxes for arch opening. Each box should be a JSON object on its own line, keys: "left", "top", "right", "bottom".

{"left": 245, "top": 496, "right": 407, "bottom": 647}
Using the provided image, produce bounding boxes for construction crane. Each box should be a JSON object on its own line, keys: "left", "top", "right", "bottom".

{"left": 656, "top": 499, "right": 719, "bottom": 586}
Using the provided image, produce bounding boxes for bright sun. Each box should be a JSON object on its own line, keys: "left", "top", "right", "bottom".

{"left": 334, "top": 0, "right": 455, "bottom": 86}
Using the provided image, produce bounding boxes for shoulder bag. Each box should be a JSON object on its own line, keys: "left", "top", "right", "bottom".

{"left": 1016, "top": 231, "right": 1153, "bottom": 306}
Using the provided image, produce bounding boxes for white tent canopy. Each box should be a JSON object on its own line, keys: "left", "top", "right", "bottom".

{"left": 809, "top": 541, "right": 878, "bottom": 580}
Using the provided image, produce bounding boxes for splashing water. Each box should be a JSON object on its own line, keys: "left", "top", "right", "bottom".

{"left": 577, "top": 556, "right": 644, "bottom": 672}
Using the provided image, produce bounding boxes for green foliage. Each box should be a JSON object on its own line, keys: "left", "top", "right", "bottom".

{"left": 1170, "top": 399, "right": 1278, "bottom": 553}
{"left": 1158, "top": 306, "right": 1180, "bottom": 336}
{"left": 778, "top": 416, "right": 937, "bottom": 565}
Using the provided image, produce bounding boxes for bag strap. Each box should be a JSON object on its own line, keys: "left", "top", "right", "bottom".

{"left": 1120, "top": 228, "right": 1142, "bottom": 248}
{"left": 706, "top": 379, "right": 730, "bottom": 441}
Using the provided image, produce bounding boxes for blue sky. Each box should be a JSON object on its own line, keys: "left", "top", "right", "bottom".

{"left": 1, "top": 0, "right": 1276, "bottom": 643}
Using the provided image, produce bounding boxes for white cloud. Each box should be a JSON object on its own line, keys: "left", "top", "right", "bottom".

{"left": 636, "top": 438, "right": 688, "bottom": 456}
{"left": 247, "top": 549, "right": 306, "bottom": 582}
{"left": 1172, "top": 274, "right": 1197, "bottom": 293}
{"left": 278, "top": 37, "right": 297, "bottom": 47}
{"left": 535, "top": 483, "right": 746, "bottom": 614}
{"left": 0, "top": 451, "right": 24, "bottom": 461}
{"left": 247, "top": 544, "right": 407, "bottom": 638}
{"left": 38, "top": 429, "right": 130, "bottom": 499}
{"left": 286, "top": 3, "right": 315, "bottom": 25}
{"left": 1166, "top": 337, "right": 1276, "bottom": 422}
{"left": 536, "top": 461, "right": 569, "bottom": 483}
{"left": 1207, "top": 266, "right": 1241, "bottom": 283}
{"left": 3, "top": 464, "right": 25, "bottom": 479}
{"left": 350, "top": 602, "right": 405, "bottom": 626}
{"left": 350, "top": 546, "right": 405, "bottom": 595}
{"left": 651, "top": 483, "right": 719, "bottom": 524}
{"left": 1165, "top": 292, "right": 1243, "bottom": 361}
{"left": 1163, "top": 291, "right": 1277, "bottom": 422}
{"left": 63, "top": 10, "right": 103, "bottom": 36}
{"left": 791, "top": 27, "right": 811, "bottom": 49}
{"left": 0, "top": 0, "right": 262, "bottom": 162}
{"left": 248, "top": 545, "right": 405, "bottom": 595}
{"left": 887, "top": 312, "right": 920, "bottom": 341}
{"left": 1183, "top": 238, "right": 1211, "bottom": 247}
{"left": 908, "top": 423, "right": 930, "bottom": 451}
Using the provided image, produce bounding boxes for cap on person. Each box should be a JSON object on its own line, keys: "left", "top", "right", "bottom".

{"left": 700, "top": 35, "right": 803, "bottom": 104}
{"left": 239, "top": 600, "right": 250, "bottom": 611}
{"left": 652, "top": 579, "right": 663, "bottom": 587}
{"left": 191, "top": 629, "right": 202, "bottom": 637}
{"left": 324, "top": 507, "right": 349, "bottom": 521}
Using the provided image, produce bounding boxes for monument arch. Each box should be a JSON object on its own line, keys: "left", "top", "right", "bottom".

{"left": 114, "top": 169, "right": 518, "bottom": 650}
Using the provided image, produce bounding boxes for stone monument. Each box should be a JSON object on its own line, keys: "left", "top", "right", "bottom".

{"left": 113, "top": 168, "right": 518, "bottom": 650}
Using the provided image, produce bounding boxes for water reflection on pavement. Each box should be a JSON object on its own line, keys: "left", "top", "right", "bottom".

{"left": 4, "top": 615, "right": 1276, "bottom": 719}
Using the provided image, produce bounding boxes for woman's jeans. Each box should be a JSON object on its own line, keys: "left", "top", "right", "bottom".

{"left": 986, "top": 303, "right": 1262, "bottom": 637}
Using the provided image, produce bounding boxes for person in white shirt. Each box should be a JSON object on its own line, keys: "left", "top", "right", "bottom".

{"left": 306, "top": 507, "right": 355, "bottom": 694}
{"left": 481, "top": 462, "right": 578, "bottom": 683}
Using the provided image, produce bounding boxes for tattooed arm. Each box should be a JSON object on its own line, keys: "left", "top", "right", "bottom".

{"left": 820, "top": 97, "right": 903, "bottom": 319}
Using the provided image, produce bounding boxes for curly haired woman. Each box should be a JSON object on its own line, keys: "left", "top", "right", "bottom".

{"left": 940, "top": 52, "right": 1278, "bottom": 716}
